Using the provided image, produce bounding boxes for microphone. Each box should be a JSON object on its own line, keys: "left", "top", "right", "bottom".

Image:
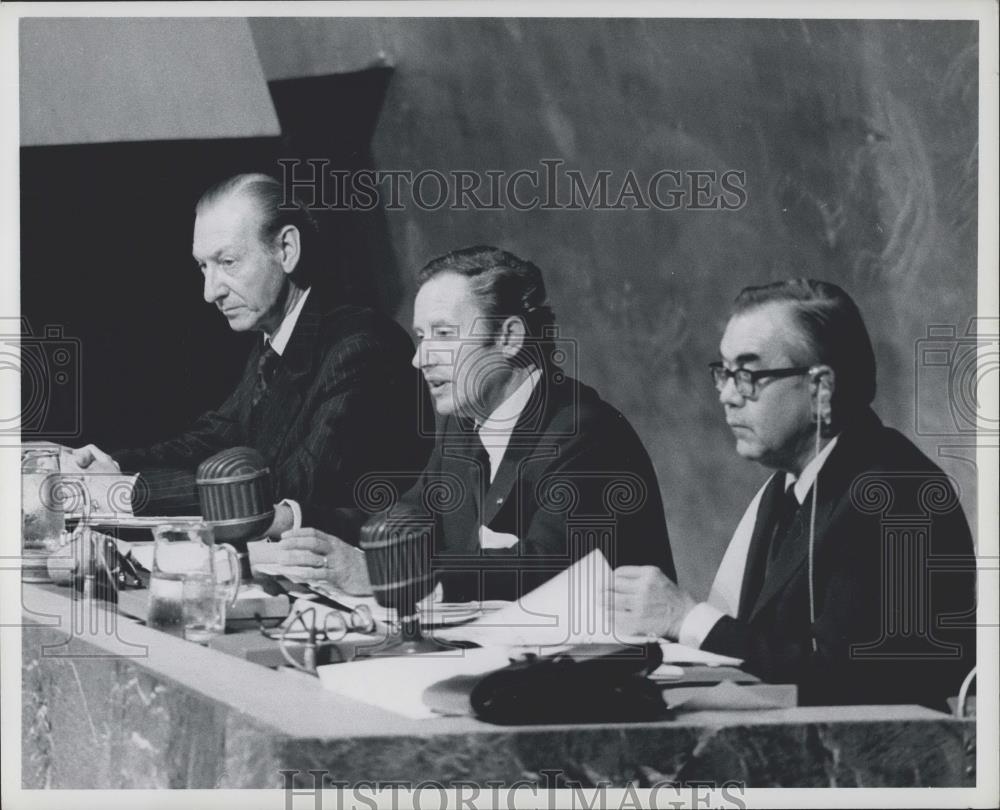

{"left": 196, "top": 447, "right": 274, "bottom": 582}
{"left": 358, "top": 505, "right": 451, "bottom": 656}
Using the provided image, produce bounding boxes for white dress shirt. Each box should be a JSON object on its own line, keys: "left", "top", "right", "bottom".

{"left": 266, "top": 287, "right": 311, "bottom": 530}
{"left": 266, "top": 286, "right": 311, "bottom": 356}
{"left": 417, "top": 366, "right": 542, "bottom": 600}
{"left": 678, "top": 435, "right": 840, "bottom": 648}
{"left": 476, "top": 366, "right": 542, "bottom": 482}
{"left": 475, "top": 366, "right": 541, "bottom": 549}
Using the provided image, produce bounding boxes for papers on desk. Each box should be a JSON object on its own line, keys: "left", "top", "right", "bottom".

{"left": 655, "top": 641, "right": 743, "bottom": 668}
{"left": 316, "top": 550, "right": 612, "bottom": 719}
{"left": 127, "top": 542, "right": 155, "bottom": 572}
{"left": 279, "top": 596, "right": 387, "bottom": 641}
{"left": 313, "top": 550, "right": 753, "bottom": 720}
{"left": 667, "top": 681, "right": 797, "bottom": 711}
{"left": 58, "top": 473, "right": 142, "bottom": 519}
{"left": 431, "top": 550, "right": 745, "bottom": 664}
{"left": 419, "top": 600, "right": 509, "bottom": 627}
{"left": 253, "top": 565, "right": 395, "bottom": 623}
{"left": 317, "top": 647, "right": 516, "bottom": 719}
{"left": 433, "top": 548, "right": 617, "bottom": 649}
{"left": 306, "top": 580, "right": 390, "bottom": 619}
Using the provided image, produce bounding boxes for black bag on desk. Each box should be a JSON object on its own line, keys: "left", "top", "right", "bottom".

{"left": 469, "top": 643, "right": 669, "bottom": 725}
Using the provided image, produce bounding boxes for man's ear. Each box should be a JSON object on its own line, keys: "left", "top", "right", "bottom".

{"left": 497, "top": 315, "right": 527, "bottom": 358}
{"left": 809, "top": 364, "right": 836, "bottom": 425}
{"left": 274, "top": 224, "right": 301, "bottom": 276}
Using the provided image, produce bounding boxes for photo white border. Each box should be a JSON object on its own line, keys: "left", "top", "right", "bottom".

{"left": 1, "top": 2, "right": 996, "bottom": 809}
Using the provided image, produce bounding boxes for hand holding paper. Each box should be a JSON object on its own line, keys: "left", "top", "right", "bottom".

{"left": 609, "top": 565, "right": 698, "bottom": 640}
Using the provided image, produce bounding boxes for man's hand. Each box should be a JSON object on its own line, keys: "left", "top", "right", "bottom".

{"left": 265, "top": 503, "right": 296, "bottom": 539}
{"left": 609, "top": 565, "right": 697, "bottom": 640}
{"left": 68, "top": 444, "right": 120, "bottom": 474}
{"left": 272, "top": 528, "right": 372, "bottom": 595}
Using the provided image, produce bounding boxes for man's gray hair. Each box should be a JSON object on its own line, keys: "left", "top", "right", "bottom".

{"left": 196, "top": 173, "right": 320, "bottom": 288}
{"left": 732, "top": 279, "right": 877, "bottom": 422}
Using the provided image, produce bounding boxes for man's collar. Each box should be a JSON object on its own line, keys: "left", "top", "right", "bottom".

{"left": 478, "top": 366, "right": 542, "bottom": 441}
{"left": 785, "top": 434, "right": 840, "bottom": 503}
{"left": 264, "top": 287, "right": 311, "bottom": 356}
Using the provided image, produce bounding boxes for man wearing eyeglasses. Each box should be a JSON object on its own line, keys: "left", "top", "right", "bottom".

{"left": 611, "top": 279, "right": 976, "bottom": 709}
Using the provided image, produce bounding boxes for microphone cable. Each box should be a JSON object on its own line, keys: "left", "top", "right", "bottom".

{"left": 808, "top": 406, "right": 820, "bottom": 653}
{"left": 807, "top": 366, "right": 828, "bottom": 655}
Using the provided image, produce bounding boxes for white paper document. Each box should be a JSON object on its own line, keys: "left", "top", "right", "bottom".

{"left": 434, "top": 548, "right": 618, "bottom": 649}
{"left": 666, "top": 681, "right": 796, "bottom": 711}
{"left": 656, "top": 641, "right": 743, "bottom": 667}
{"left": 432, "top": 550, "right": 744, "bottom": 663}
{"left": 314, "top": 549, "right": 745, "bottom": 718}
{"left": 60, "top": 473, "right": 142, "bottom": 518}
{"left": 316, "top": 647, "right": 516, "bottom": 719}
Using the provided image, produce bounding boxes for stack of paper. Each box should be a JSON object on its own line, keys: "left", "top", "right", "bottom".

{"left": 317, "top": 647, "right": 516, "bottom": 719}
{"left": 434, "top": 548, "right": 618, "bottom": 649}
{"left": 656, "top": 642, "right": 742, "bottom": 665}
{"left": 313, "top": 550, "right": 763, "bottom": 719}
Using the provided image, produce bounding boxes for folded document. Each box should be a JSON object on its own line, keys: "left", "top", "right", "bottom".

{"left": 433, "top": 549, "right": 742, "bottom": 666}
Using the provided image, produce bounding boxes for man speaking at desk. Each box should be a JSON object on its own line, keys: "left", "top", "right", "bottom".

{"left": 69, "top": 173, "right": 429, "bottom": 538}
{"left": 278, "top": 246, "right": 676, "bottom": 601}
{"left": 611, "top": 280, "right": 976, "bottom": 709}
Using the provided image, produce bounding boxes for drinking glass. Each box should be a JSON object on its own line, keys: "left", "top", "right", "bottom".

{"left": 148, "top": 522, "right": 240, "bottom": 638}
{"left": 182, "top": 573, "right": 228, "bottom": 644}
{"left": 22, "top": 447, "right": 63, "bottom": 582}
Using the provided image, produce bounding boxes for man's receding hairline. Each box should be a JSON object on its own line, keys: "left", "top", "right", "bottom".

{"left": 417, "top": 269, "right": 488, "bottom": 315}
{"left": 419, "top": 267, "right": 475, "bottom": 289}
{"left": 196, "top": 185, "right": 272, "bottom": 245}
{"left": 197, "top": 183, "right": 258, "bottom": 215}
{"left": 730, "top": 300, "right": 816, "bottom": 366}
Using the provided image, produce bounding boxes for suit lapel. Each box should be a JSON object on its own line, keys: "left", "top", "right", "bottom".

{"left": 480, "top": 372, "right": 560, "bottom": 527}
{"left": 439, "top": 417, "right": 489, "bottom": 554}
{"left": 250, "top": 297, "right": 323, "bottom": 463}
{"left": 747, "top": 411, "right": 881, "bottom": 621}
{"left": 738, "top": 472, "right": 785, "bottom": 619}
{"left": 749, "top": 505, "right": 811, "bottom": 621}
{"left": 480, "top": 442, "right": 532, "bottom": 527}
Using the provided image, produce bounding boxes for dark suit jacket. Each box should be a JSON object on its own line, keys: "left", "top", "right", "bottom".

{"left": 114, "top": 287, "right": 432, "bottom": 536}
{"left": 396, "top": 369, "right": 675, "bottom": 602}
{"left": 702, "top": 408, "right": 976, "bottom": 710}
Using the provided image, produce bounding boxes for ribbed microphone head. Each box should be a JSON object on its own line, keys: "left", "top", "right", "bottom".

{"left": 196, "top": 447, "right": 274, "bottom": 548}
{"left": 359, "top": 505, "right": 435, "bottom": 614}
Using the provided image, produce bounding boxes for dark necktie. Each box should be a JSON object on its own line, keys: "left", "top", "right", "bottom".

{"left": 251, "top": 343, "right": 280, "bottom": 411}
{"left": 767, "top": 484, "right": 802, "bottom": 566}
{"left": 739, "top": 476, "right": 801, "bottom": 618}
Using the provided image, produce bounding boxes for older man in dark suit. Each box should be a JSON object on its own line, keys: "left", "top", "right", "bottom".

{"left": 277, "top": 246, "right": 676, "bottom": 601}
{"left": 611, "top": 280, "right": 976, "bottom": 710}
{"left": 70, "top": 173, "right": 430, "bottom": 539}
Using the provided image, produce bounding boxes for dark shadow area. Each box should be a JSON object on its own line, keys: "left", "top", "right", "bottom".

{"left": 20, "top": 138, "right": 278, "bottom": 450}
{"left": 267, "top": 67, "right": 403, "bottom": 314}
{"left": 20, "top": 68, "right": 400, "bottom": 452}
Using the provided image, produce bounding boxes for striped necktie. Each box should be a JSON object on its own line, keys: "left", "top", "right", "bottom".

{"left": 251, "top": 343, "right": 280, "bottom": 411}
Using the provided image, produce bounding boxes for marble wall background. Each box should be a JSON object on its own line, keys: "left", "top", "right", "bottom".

{"left": 249, "top": 19, "right": 980, "bottom": 595}
{"left": 18, "top": 18, "right": 981, "bottom": 596}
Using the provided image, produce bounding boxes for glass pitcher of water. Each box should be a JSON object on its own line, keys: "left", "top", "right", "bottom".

{"left": 22, "top": 447, "right": 88, "bottom": 582}
{"left": 148, "top": 522, "right": 240, "bottom": 638}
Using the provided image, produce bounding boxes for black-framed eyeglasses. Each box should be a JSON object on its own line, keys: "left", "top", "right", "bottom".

{"left": 709, "top": 362, "right": 812, "bottom": 399}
